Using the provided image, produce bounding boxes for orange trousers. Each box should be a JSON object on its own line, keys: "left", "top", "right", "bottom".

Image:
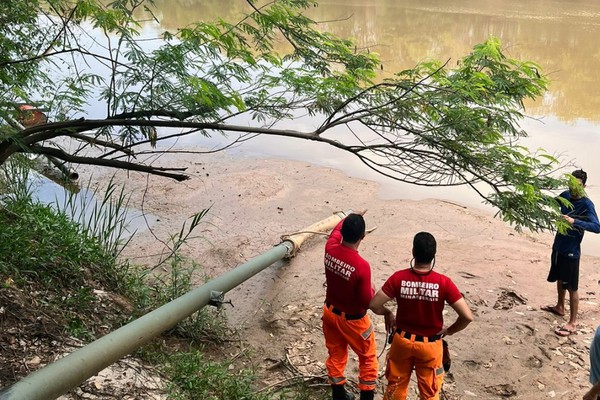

{"left": 321, "top": 304, "right": 378, "bottom": 391}
{"left": 383, "top": 332, "right": 444, "bottom": 400}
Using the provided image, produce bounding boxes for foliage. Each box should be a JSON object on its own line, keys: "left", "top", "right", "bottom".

{"left": 0, "top": 158, "right": 229, "bottom": 340}
{"left": 0, "top": 160, "right": 255, "bottom": 397}
{"left": 0, "top": 160, "right": 134, "bottom": 340}
{"left": 0, "top": 0, "right": 569, "bottom": 233}
{"left": 117, "top": 208, "right": 228, "bottom": 341}
{"left": 160, "top": 349, "right": 269, "bottom": 400}
{"left": 137, "top": 259, "right": 228, "bottom": 342}
{"left": 566, "top": 172, "right": 586, "bottom": 199}
{"left": 60, "top": 176, "right": 133, "bottom": 258}
{"left": 0, "top": 160, "right": 121, "bottom": 291}
{"left": 157, "top": 348, "right": 326, "bottom": 400}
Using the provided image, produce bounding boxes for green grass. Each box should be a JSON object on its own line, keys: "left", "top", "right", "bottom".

{"left": 0, "top": 158, "right": 127, "bottom": 294}
{"left": 0, "top": 158, "right": 326, "bottom": 399}
{"left": 151, "top": 347, "right": 329, "bottom": 400}
{"left": 0, "top": 199, "right": 119, "bottom": 289}
{"left": 161, "top": 349, "right": 271, "bottom": 400}
{"left": 123, "top": 254, "right": 229, "bottom": 344}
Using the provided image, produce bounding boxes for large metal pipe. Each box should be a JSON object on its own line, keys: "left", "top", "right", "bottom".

{"left": 0, "top": 211, "right": 347, "bottom": 400}
{"left": 32, "top": 156, "right": 81, "bottom": 194}
{"left": 45, "top": 156, "right": 79, "bottom": 182}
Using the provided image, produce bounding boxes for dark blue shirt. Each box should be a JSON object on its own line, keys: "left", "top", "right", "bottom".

{"left": 553, "top": 190, "right": 600, "bottom": 258}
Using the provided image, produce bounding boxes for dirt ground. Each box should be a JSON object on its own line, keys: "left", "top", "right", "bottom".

{"left": 87, "top": 149, "right": 600, "bottom": 400}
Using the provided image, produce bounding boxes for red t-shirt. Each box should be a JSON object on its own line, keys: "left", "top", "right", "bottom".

{"left": 324, "top": 220, "right": 374, "bottom": 315}
{"left": 381, "top": 268, "right": 462, "bottom": 337}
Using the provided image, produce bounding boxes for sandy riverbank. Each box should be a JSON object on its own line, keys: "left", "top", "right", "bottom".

{"left": 84, "top": 149, "right": 600, "bottom": 399}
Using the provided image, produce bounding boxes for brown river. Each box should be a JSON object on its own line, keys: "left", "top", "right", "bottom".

{"left": 39, "top": 1, "right": 599, "bottom": 254}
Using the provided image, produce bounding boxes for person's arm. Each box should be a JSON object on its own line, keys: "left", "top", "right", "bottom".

{"left": 438, "top": 298, "right": 473, "bottom": 336}
{"left": 574, "top": 201, "right": 600, "bottom": 233}
{"left": 583, "top": 380, "right": 600, "bottom": 400}
{"left": 327, "top": 219, "right": 344, "bottom": 246}
{"left": 369, "top": 290, "right": 395, "bottom": 333}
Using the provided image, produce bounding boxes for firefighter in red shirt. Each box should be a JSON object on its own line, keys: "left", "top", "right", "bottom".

{"left": 369, "top": 232, "right": 473, "bottom": 400}
{"left": 322, "top": 212, "right": 377, "bottom": 400}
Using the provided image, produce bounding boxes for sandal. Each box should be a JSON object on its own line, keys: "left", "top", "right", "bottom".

{"left": 554, "top": 325, "right": 577, "bottom": 337}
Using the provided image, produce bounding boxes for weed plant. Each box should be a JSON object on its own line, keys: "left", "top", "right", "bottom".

{"left": 161, "top": 349, "right": 270, "bottom": 400}
{"left": 60, "top": 175, "right": 133, "bottom": 259}
{"left": 0, "top": 159, "right": 141, "bottom": 339}
{"left": 140, "top": 258, "right": 228, "bottom": 343}
{"left": 0, "top": 159, "right": 324, "bottom": 399}
{"left": 158, "top": 349, "right": 328, "bottom": 400}
{"left": 0, "top": 160, "right": 135, "bottom": 296}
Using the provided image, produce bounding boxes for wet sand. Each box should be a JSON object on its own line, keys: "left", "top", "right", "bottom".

{"left": 86, "top": 149, "right": 600, "bottom": 399}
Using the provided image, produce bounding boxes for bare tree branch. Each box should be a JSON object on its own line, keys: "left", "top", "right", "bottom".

{"left": 28, "top": 145, "right": 189, "bottom": 181}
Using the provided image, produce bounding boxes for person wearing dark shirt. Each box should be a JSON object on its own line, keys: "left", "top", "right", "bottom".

{"left": 369, "top": 232, "right": 473, "bottom": 400}
{"left": 541, "top": 169, "right": 600, "bottom": 337}
{"left": 322, "top": 212, "right": 377, "bottom": 400}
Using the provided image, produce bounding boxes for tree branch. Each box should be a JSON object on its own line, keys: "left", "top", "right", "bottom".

{"left": 28, "top": 145, "right": 190, "bottom": 181}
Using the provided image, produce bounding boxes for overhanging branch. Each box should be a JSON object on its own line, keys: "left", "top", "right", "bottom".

{"left": 28, "top": 145, "right": 190, "bottom": 181}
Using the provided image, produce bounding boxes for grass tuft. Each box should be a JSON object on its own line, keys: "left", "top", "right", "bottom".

{"left": 0, "top": 159, "right": 325, "bottom": 399}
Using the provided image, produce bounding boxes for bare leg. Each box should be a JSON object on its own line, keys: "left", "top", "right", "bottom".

{"left": 554, "top": 281, "right": 567, "bottom": 315}
{"left": 566, "top": 289, "right": 579, "bottom": 329}
{"left": 555, "top": 287, "right": 578, "bottom": 335}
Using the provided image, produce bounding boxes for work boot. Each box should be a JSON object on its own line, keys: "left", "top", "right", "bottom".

{"left": 359, "top": 390, "right": 375, "bottom": 400}
{"left": 442, "top": 339, "right": 452, "bottom": 372}
{"left": 331, "top": 384, "right": 355, "bottom": 400}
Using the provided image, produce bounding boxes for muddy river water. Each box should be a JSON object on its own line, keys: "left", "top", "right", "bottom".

{"left": 141, "top": 0, "right": 600, "bottom": 253}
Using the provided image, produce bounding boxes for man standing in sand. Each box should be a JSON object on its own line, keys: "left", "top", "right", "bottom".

{"left": 542, "top": 169, "right": 600, "bottom": 337}
{"left": 369, "top": 232, "right": 473, "bottom": 400}
{"left": 322, "top": 212, "right": 377, "bottom": 400}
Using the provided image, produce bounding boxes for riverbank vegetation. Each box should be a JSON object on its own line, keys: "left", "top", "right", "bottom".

{"left": 0, "top": 159, "right": 323, "bottom": 399}
{"left": 1, "top": 0, "right": 569, "bottom": 234}
{"left": 1, "top": 0, "right": 577, "bottom": 397}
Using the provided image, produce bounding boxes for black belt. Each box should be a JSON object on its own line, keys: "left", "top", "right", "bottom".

{"left": 325, "top": 302, "right": 366, "bottom": 320}
{"left": 397, "top": 330, "right": 442, "bottom": 342}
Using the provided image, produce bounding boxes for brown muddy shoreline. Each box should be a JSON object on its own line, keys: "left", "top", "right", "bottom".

{"left": 84, "top": 149, "right": 600, "bottom": 399}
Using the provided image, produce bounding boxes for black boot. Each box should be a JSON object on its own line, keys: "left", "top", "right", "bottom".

{"left": 331, "top": 384, "right": 356, "bottom": 400}
{"left": 359, "top": 390, "right": 375, "bottom": 400}
{"left": 442, "top": 339, "right": 452, "bottom": 372}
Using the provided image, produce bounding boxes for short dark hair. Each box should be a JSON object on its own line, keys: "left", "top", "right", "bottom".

{"left": 572, "top": 169, "right": 588, "bottom": 185}
{"left": 341, "top": 214, "right": 365, "bottom": 244}
{"left": 413, "top": 232, "right": 437, "bottom": 264}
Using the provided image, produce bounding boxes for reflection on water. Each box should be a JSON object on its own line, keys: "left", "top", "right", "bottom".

{"left": 176, "top": 118, "right": 600, "bottom": 257}
{"left": 140, "top": 1, "right": 600, "bottom": 255}
{"left": 31, "top": 172, "right": 153, "bottom": 242}
{"left": 147, "top": 0, "right": 600, "bottom": 121}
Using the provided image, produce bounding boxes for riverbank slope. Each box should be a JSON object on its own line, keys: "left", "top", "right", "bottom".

{"left": 91, "top": 150, "right": 600, "bottom": 400}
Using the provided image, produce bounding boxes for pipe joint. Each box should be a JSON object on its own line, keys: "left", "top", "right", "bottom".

{"left": 280, "top": 240, "right": 295, "bottom": 258}
{"left": 208, "top": 290, "right": 224, "bottom": 308}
